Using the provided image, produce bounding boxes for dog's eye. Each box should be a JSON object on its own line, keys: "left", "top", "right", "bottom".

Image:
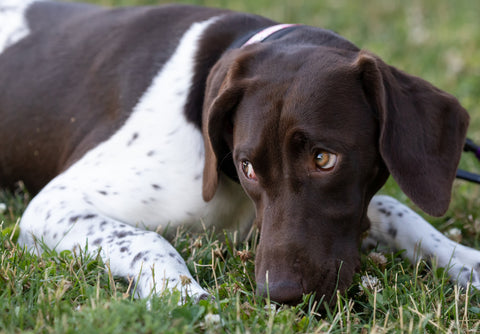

{"left": 315, "top": 151, "right": 337, "bottom": 170}
{"left": 241, "top": 161, "right": 257, "bottom": 181}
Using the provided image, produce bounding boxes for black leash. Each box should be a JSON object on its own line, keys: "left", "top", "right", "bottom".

{"left": 456, "top": 138, "right": 480, "bottom": 184}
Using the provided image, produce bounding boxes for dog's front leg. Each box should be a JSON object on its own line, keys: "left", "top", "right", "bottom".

{"left": 17, "top": 185, "right": 209, "bottom": 302}
{"left": 366, "top": 195, "right": 480, "bottom": 290}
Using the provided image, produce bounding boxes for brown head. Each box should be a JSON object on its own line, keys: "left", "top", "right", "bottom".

{"left": 201, "top": 28, "right": 469, "bottom": 305}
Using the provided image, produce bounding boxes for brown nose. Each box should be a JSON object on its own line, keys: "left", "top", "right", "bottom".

{"left": 256, "top": 280, "right": 304, "bottom": 305}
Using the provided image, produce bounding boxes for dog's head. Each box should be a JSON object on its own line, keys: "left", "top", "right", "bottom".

{"left": 201, "top": 37, "right": 469, "bottom": 304}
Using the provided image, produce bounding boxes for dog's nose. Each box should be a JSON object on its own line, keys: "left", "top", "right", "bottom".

{"left": 256, "top": 280, "right": 304, "bottom": 305}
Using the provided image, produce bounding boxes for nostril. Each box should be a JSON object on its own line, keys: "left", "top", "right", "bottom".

{"left": 256, "top": 280, "right": 304, "bottom": 305}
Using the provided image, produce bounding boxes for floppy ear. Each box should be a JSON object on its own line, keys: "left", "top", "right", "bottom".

{"left": 202, "top": 50, "right": 247, "bottom": 201}
{"left": 353, "top": 51, "right": 469, "bottom": 216}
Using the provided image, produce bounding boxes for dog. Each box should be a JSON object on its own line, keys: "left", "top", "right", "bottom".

{"left": 1, "top": 0, "right": 479, "bottom": 305}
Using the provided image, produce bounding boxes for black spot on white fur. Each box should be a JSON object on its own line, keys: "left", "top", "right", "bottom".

{"left": 127, "top": 132, "right": 139, "bottom": 146}
{"left": 378, "top": 208, "right": 391, "bottom": 216}
{"left": 131, "top": 251, "right": 147, "bottom": 268}
{"left": 87, "top": 225, "right": 95, "bottom": 236}
{"left": 387, "top": 225, "right": 397, "bottom": 239}
{"left": 69, "top": 215, "right": 81, "bottom": 223}
{"left": 114, "top": 230, "right": 134, "bottom": 238}
{"left": 83, "top": 196, "right": 93, "bottom": 205}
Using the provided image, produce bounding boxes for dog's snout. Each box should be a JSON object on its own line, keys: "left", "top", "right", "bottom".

{"left": 254, "top": 226, "right": 362, "bottom": 305}
{"left": 256, "top": 280, "right": 304, "bottom": 305}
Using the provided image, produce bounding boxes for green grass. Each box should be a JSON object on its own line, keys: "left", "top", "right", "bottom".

{"left": 2, "top": 0, "right": 480, "bottom": 332}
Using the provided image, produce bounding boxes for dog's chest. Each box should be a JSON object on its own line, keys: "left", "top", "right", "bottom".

{"left": 42, "top": 17, "right": 253, "bottom": 232}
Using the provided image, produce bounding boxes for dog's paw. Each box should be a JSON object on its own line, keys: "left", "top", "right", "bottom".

{"left": 135, "top": 271, "right": 210, "bottom": 305}
{"left": 368, "top": 195, "right": 480, "bottom": 291}
{"left": 455, "top": 266, "right": 480, "bottom": 290}
{"left": 444, "top": 247, "right": 480, "bottom": 291}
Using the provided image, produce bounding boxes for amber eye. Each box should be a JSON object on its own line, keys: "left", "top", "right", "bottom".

{"left": 241, "top": 161, "right": 257, "bottom": 180}
{"left": 315, "top": 151, "right": 337, "bottom": 170}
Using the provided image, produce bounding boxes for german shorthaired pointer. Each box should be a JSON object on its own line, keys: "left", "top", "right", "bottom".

{"left": 1, "top": 0, "right": 478, "bottom": 305}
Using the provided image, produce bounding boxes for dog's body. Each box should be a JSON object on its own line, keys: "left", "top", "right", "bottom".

{"left": 1, "top": 0, "right": 479, "bottom": 304}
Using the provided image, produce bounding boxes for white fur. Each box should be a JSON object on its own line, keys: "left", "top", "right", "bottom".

{"left": 18, "top": 16, "right": 253, "bottom": 300}
{"left": 367, "top": 195, "right": 480, "bottom": 289}
{"left": 0, "top": 0, "right": 39, "bottom": 54}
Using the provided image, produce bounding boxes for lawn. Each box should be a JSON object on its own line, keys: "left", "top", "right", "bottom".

{"left": 1, "top": 0, "right": 480, "bottom": 332}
